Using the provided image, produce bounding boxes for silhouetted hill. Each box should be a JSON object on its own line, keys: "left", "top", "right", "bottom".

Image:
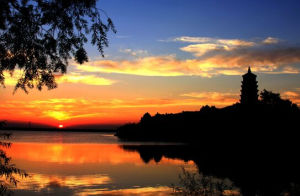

{"left": 116, "top": 91, "right": 300, "bottom": 143}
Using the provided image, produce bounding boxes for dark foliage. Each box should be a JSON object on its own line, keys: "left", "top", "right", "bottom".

{"left": 116, "top": 90, "right": 300, "bottom": 143}
{"left": 0, "top": 121, "right": 28, "bottom": 195}
{"left": 171, "top": 167, "right": 239, "bottom": 196}
{"left": 0, "top": 0, "right": 116, "bottom": 92}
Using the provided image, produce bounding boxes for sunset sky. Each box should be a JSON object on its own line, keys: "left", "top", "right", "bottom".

{"left": 1, "top": 0, "right": 300, "bottom": 128}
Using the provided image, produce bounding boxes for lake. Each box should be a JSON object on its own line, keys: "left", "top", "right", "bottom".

{"left": 1, "top": 131, "right": 196, "bottom": 196}
{"left": 1, "top": 131, "right": 300, "bottom": 196}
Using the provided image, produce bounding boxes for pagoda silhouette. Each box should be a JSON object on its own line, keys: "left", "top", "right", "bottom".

{"left": 240, "top": 67, "right": 259, "bottom": 105}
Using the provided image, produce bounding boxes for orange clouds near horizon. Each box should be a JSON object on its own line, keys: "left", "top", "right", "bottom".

{"left": 1, "top": 88, "right": 299, "bottom": 127}
{"left": 0, "top": 92, "right": 240, "bottom": 126}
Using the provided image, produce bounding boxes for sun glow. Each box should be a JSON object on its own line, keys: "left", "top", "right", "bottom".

{"left": 58, "top": 124, "right": 64, "bottom": 128}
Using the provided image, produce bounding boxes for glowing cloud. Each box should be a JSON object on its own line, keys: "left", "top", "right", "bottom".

{"left": 56, "top": 72, "right": 115, "bottom": 86}
{"left": 2, "top": 71, "right": 115, "bottom": 86}
{"left": 73, "top": 47, "right": 300, "bottom": 77}
{"left": 262, "top": 37, "right": 279, "bottom": 44}
{"left": 181, "top": 92, "right": 239, "bottom": 106}
{"left": 71, "top": 36, "right": 300, "bottom": 77}
{"left": 282, "top": 91, "right": 300, "bottom": 105}
{"left": 175, "top": 36, "right": 255, "bottom": 57}
{"left": 180, "top": 43, "right": 227, "bottom": 57}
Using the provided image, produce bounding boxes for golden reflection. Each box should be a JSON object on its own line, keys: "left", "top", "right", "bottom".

{"left": 6, "top": 142, "right": 196, "bottom": 195}
{"left": 77, "top": 186, "right": 173, "bottom": 196}
{"left": 6, "top": 143, "right": 194, "bottom": 166}
{"left": 14, "top": 173, "right": 111, "bottom": 190}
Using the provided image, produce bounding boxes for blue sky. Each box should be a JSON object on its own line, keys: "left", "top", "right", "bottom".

{"left": 96, "top": 0, "right": 300, "bottom": 59}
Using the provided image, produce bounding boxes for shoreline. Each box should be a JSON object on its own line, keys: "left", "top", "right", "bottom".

{"left": 0, "top": 127, "right": 116, "bottom": 133}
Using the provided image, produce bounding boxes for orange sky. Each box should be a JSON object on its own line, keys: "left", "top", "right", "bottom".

{"left": 1, "top": 67, "right": 299, "bottom": 127}
{"left": 0, "top": 74, "right": 242, "bottom": 127}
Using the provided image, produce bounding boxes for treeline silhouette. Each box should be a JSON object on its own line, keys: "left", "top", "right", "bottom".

{"left": 116, "top": 89, "right": 300, "bottom": 144}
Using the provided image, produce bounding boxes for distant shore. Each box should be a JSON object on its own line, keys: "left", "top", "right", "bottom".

{"left": 0, "top": 127, "right": 116, "bottom": 133}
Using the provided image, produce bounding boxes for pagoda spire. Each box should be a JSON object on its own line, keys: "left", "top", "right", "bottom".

{"left": 240, "top": 67, "right": 259, "bottom": 105}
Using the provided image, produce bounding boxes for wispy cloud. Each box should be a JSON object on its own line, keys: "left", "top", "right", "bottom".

{"left": 72, "top": 36, "right": 300, "bottom": 77}
{"left": 180, "top": 43, "right": 227, "bottom": 57}
{"left": 120, "top": 48, "right": 149, "bottom": 57}
{"left": 55, "top": 72, "right": 115, "bottom": 86}
{"left": 173, "top": 36, "right": 255, "bottom": 57}
{"left": 3, "top": 71, "right": 115, "bottom": 86}
{"left": 282, "top": 90, "right": 300, "bottom": 105}
{"left": 173, "top": 36, "right": 213, "bottom": 43}
{"left": 181, "top": 91, "right": 239, "bottom": 106}
{"left": 73, "top": 49, "right": 300, "bottom": 77}
{"left": 262, "top": 37, "right": 280, "bottom": 44}
{"left": 174, "top": 36, "right": 255, "bottom": 45}
{"left": 73, "top": 56, "right": 190, "bottom": 76}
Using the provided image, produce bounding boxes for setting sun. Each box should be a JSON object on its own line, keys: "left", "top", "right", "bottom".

{"left": 58, "top": 124, "right": 64, "bottom": 128}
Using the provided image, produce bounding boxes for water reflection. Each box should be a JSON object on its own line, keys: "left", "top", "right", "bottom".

{"left": 121, "top": 144, "right": 300, "bottom": 196}
{"left": 4, "top": 131, "right": 195, "bottom": 195}
{"left": 4, "top": 131, "right": 300, "bottom": 195}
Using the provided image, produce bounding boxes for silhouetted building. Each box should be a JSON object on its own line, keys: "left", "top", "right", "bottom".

{"left": 240, "top": 67, "right": 258, "bottom": 105}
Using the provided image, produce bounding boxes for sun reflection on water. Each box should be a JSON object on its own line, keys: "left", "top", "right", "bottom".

{"left": 5, "top": 140, "right": 196, "bottom": 195}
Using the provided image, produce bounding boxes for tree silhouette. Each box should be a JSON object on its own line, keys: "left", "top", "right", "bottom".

{"left": 259, "top": 89, "right": 299, "bottom": 111}
{"left": 171, "top": 167, "right": 240, "bottom": 196}
{"left": 140, "top": 112, "right": 151, "bottom": 124}
{"left": 0, "top": 121, "right": 28, "bottom": 195}
{"left": 260, "top": 89, "right": 282, "bottom": 105}
{"left": 0, "top": 0, "right": 116, "bottom": 92}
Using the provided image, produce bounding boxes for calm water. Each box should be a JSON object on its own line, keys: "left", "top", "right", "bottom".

{"left": 2, "top": 131, "right": 196, "bottom": 196}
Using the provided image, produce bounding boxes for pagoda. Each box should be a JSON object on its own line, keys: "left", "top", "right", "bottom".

{"left": 240, "top": 67, "right": 259, "bottom": 105}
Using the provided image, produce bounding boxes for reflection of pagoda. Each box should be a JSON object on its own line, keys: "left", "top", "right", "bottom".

{"left": 240, "top": 67, "right": 258, "bottom": 105}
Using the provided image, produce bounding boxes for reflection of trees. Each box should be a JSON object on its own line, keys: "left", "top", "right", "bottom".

{"left": 172, "top": 167, "right": 240, "bottom": 196}
{"left": 121, "top": 144, "right": 300, "bottom": 196}
{"left": 0, "top": 121, "right": 27, "bottom": 195}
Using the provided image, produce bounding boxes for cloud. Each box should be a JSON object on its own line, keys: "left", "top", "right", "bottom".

{"left": 73, "top": 56, "right": 191, "bottom": 76}
{"left": 181, "top": 91, "right": 239, "bottom": 106}
{"left": 282, "top": 91, "right": 300, "bottom": 105}
{"left": 180, "top": 43, "right": 227, "bottom": 57}
{"left": 174, "top": 36, "right": 255, "bottom": 57}
{"left": 4, "top": 36, "right": 299, "bottom": 85}
{"left": 173, "top": 36, "right": 213, "bottom": 43}
{"left": 120, "top": 48, "right": 149, "bottom": 57}
{"left": 55, "top": 72, "right": 115, "bottom": 86}
{"left": 71, "top": 36, "right": 300, "bottom": 77}
{"left": 73, "top": 44, "right": 300, "bottom": 77}
{"left": 173, "top": 36, "right": 254, "bottom": 45}
{"left": 202, "top": 47, "right": 300, "bottom": 71}
{"left": 262, "top": 37, "right": 280, "bottom": 44}
{"left": 3, "top": 71, "right": 115, "bottom": 86}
